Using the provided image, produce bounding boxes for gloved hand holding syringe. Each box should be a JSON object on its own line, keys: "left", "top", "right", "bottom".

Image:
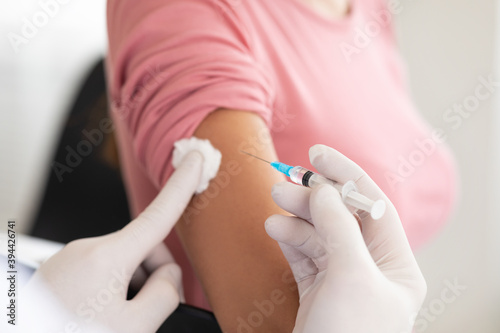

{"left": 241, "top": 151, "right": 386, "bottom": 220}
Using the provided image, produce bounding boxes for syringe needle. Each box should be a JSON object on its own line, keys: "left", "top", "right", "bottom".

{"left": 239, "top": 150, "right": 272, "bottom": 164}
{"left": 240, "top": 150, "right": 385, "bottom": 219}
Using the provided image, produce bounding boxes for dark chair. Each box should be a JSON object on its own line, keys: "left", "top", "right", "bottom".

{"left": 31, "top": 59, "right": 222, "bottom": 333}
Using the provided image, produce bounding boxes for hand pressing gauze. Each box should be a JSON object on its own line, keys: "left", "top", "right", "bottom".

{"left": 172, "top": 137, "right": 222, "bottom": 194}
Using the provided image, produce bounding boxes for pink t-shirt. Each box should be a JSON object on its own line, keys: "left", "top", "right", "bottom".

{"left": 106, "top": 0, "right": 457, "bottom": 309}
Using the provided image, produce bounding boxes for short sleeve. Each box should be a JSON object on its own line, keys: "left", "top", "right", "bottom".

{"left": 106, "top": 0, "right": 276, "bottom": 187}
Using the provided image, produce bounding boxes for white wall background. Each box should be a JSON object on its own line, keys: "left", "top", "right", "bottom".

{"left": 0, "top": 0, "right": 107, "bottom": 234}
{"left": 0, "top": 0, "right": 499, "bottom": 332}
{"left": 395, "top": 0, "right": 500, "bottom": 332}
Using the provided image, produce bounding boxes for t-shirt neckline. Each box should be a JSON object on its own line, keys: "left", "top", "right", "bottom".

{"left": 284, "top": 0, "right": 358, "bottom": 28}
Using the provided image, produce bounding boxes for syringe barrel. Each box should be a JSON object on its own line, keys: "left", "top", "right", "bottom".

{"left": 288, "top": 166, "right": 386, "bottom": 220}
{"left": 289, "top": 166, "right": 342, "bottom": 191}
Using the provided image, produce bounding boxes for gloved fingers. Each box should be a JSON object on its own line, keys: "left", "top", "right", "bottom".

{"left": 130, "top": 265, "right": 148, "bottom": 291}
{"left": 309, "top": 145, "right": 415, "bottom": 267}
{"left": 277, "top": 241, "right": 319, "bottom": 295}
{"left": 265, "top": 215, "right": 325, "bottom": 295}
{"left": 309, "top": 184, "right": 372, "bottom": 271}
{"left": 142, "top": 244, "right": 186, "bottom": 303}
{"left": 118, "top": 151, "right": 203, "bottom": 269}
{"left": 265, "top": 214, "right": 327, "bottom": 266}
{"left": 271, "top": 182, "right": 312, "bottom": 221}
{"left": 128, "top": 263, "right": 182, "bottom": 331}
{"left": 142, "top": 244, "right": 176, "bottom": 273}
{"left": 309, "top": 144, "right": 385, "bottom": 204}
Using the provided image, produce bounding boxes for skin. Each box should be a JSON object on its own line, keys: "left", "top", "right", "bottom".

{"left": 299, "top": 0, "right": 350, "bottom": 19}
{"left": 174, "top": 110, "right": 299, "bottom": 333}
{"left": 170, "top": 2, "right": 351, "bottom": 331}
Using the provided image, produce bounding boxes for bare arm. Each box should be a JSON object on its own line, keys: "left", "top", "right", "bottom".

{"left": 175, "top": 109, "right": 299, "bottom": 332}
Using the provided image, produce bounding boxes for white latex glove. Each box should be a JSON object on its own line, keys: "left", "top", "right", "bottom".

{"left": 19, "top": 151, "right": 203, "bottom": 333}
{"left": 265, "top": 145, "right": 427, "bottom": 333}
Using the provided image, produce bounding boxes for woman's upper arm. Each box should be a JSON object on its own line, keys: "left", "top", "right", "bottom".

{"left": 177, "top": 109, "right": 299, "bottom": 332}
{"left": 107, "top": 1, "right": 298, "bottom": 330}
{"left": 106, "top": 0, "right": 276, "bottom": 188}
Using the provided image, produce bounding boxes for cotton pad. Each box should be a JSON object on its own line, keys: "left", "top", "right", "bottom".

{"left": 172, "top": 137, "right": 222, "bottom": 194}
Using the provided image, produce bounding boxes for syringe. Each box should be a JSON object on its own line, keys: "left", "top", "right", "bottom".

{"left": 241, "top": 151, "right": 386, "bottom": 220}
